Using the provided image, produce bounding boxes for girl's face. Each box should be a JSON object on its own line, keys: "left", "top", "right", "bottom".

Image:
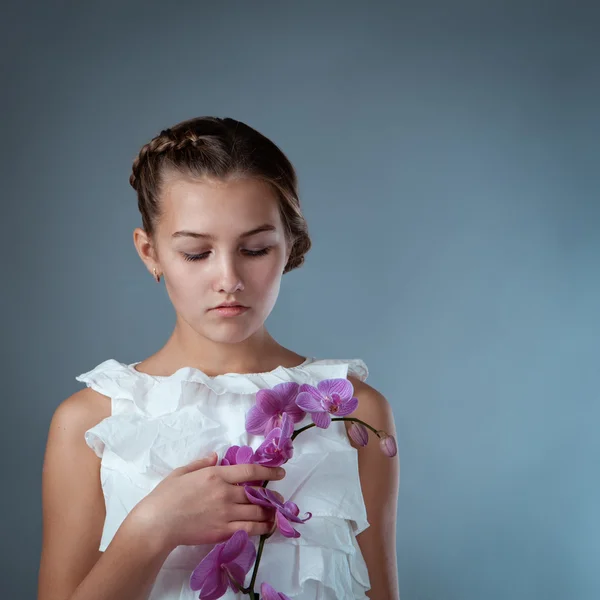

{"left": 149, "top": 175, "right": 291, "bottom": 344}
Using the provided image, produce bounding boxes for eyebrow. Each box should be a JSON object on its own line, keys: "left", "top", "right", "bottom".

{"left": 172, "top": 224, "right": 278, "bottom": 240}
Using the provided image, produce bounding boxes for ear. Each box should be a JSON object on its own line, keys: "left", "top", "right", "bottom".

{"left": 133, "top": 227, "right": 160, "bottom": 275}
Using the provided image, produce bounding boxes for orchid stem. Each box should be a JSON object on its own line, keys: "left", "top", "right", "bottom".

{"left": 246, "top": 532, "right": 269, "bottom": 596}
{"left": 244, "top": 417, "right": 377, "bottom": 597}
{"left": 292, "top": 417, "right": 382, "bottom": 441}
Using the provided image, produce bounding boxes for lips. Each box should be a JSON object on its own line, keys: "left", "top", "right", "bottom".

{"left": 214, "top": 304, "right": 246, "bottom": 309}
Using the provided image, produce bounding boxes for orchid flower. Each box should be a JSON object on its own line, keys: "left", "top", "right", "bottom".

{"left": 245, "top": 486, "right": 312, "bottom": 538}
{"left": 190, "top": 529, "right": 256, "bottom": 600}
{"left": 245, "top": 381, "right": 306, "bottom": 435}
{"left": 253, "top": 412, "right": 294, "bottom": 467}
{"left": 295, "top": 378, "right": 358, "bottom": 428}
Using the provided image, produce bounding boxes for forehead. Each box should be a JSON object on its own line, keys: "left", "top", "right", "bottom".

{"left": 159, "top": 175, "right": 283, "bottom": 236}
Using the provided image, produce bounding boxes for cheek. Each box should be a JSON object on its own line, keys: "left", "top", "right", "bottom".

{"left": 163, "top": 261, "right": 210, "bottom": 303}
{"left": 252, "top": 258, "right": 283, "bottom": 284}
{"left": 247, "top": 256, "right": 287, "bottom": 299}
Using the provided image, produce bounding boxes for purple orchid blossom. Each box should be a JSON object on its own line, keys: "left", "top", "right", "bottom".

{"left": 189, "top": 529, "right": 256, "bottom": 600}
{"left": 295, "top": 378, "right": 359, "bottom": 428}
{"left": 220, "top": 445, "right": 263, "bottom": 486}
{"left": 245, "top": 486, "right": 312, "bottom": 539}
{"left": 245, "top": 381, "right": 306, "bottom": 435}
{"left": 260, "top": 582, "right": 293, "bottom": 600}
{"left": 253, "top": 412, "right": 294, "bottom": 468}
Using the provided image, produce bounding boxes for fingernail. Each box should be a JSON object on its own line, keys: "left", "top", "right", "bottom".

{"left": 277, "top": 468, "right": 286, "bottom": 477}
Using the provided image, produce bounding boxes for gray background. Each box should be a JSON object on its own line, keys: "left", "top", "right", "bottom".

{"left": 2, "top": 1, "right": 599, "bottom": 598}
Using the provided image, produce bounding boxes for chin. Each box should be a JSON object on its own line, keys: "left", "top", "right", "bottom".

{"left": 196, "top": 322, "right": 262, "bottom": 345}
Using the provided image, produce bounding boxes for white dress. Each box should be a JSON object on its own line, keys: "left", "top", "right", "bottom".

{"left": 78, "top": 356, "right": 372, "bottom": 599}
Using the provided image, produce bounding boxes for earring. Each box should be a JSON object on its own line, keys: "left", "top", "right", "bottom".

{"left": 153, "top": 267, "right": 161, "bottom": 283}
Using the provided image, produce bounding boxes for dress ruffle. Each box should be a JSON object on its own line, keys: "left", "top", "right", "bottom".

{"left": 77, "top": 357, "right": 371, "bottom": 599}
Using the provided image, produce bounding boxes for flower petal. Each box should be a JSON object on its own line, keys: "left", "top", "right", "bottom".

{"left": 220, "top": 529, "right": 247, "bottom": 563}
{"left": 295, "top": 390, "right": 324, "bottom": 413}
{"left": 276, "top": 510, "right": 300, "bottom": 538}
{"left": 282, "top": 501, "right": 299, "bottom": 517}
{"left": 256, "top": 388, "right": 283, "bottom": 414}
{"left": 260, "top": 582, "right": 279, "bottom": 600}
{"left": 231, "top": 536, "right": 257, "bottom": 574}
{"left": 198, "top": 570, "right": 228, "bottom": 600}
{"left": 189, "top": 544, "right": 223, "bottom": 590}
{"left": 261, "top": 582, "right": 293, "bottom": 600}
{"left": 222, "top": 445, "right": 240, "bottom": 466}
{"left": 253, "top": 452, "right": 286, "bottom": 468}
{"left": 317, "top": 378, "right": 353, "bottom": 400}
{"left": 298, "top": 382, "right": 321, "bottom": 396}
{"left": 225, "top": 562, "right": 249, "bottom": 591}
{"left": 279, "top": 438, "right": 294, "bottom": 461}
{"left": 245, "top": 406, "right": 270, "bottom": 435}
{"left": 335, "top": 395, "right": 359, "bottom": 416}
{"left": 273, "top": 381, "right": 300, "bottom": 405}
{"left": 282, "top": 502, "right": 312, "bottom": 524}
{"left": 263, "top": 426, "right": 282, "bottom": 444}
{"left": 265, "top": 413, "right": 282, "bottom": 433}
{"left": 311, "top": 410, "right": 331, "bottom": 429}
{"left": 298, "top": 383, "right": 324, "bottom": 402}
{"left": 245, "top": 486, "right": 274, "bottom": 509}
{"left": 263, "top": 487, "right": 284, "bottom": 508}
{"left": 235, "top": 445, "right": 254, "bottom": 464}
{"left": 284, "top": 403, "right": 306, "bottom": 423}
{"left": 280, "top": 412, "right": 294, "bottom": 439}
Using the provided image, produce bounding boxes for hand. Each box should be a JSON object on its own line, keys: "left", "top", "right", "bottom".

{"left": 129, "top": 452, "right": 286, "bottom": 550}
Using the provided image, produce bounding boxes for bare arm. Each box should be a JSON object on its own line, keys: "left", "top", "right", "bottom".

{"left": 347, "top": 376, "right": 401, "bottom": 600}
{"left": 38, "top": 388, "right": 283, "bottom": 600}
{"left": 67, "top": 513, "right": 172, "bottom": 600}
{"left": 38, "top": 389, "right": 173, "bottom": 600}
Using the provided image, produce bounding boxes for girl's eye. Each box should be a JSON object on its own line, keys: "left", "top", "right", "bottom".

{"left": 182, "top": 247, "right": 272, "bottom": 262}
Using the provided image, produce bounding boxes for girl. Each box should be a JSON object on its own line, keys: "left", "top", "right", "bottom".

{"left": 39, "top": 117, "right": 400, "bottom": 600}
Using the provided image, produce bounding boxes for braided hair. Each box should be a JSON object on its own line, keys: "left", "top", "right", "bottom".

{"left": 130, "top": 117, "right": 311, "bottom": 274}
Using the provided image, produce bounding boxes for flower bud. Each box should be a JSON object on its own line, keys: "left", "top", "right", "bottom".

{"left": 379, "top": 432, "right": 397, "bottom": 457}
{"left": 348, "top": 422, "right": 369, "bottom": 447}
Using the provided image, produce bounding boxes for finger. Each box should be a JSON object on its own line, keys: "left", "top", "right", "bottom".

{"left": 230, "top": 485, "right": 257, "bottom": 504}
{"left": 227, "top": 520, "right": 274, "bottom": 538}
{"left": 221, "top": 464, "right": 286, "bottom": 485}
{"left": 229, "top": 504, "right": 274, "bottom": 523}
{"left": 177, "top": 452, "right": 218, "bottom": 474}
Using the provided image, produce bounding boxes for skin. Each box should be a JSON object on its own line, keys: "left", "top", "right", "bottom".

{"left": 347, "top": 376, "right": 401, "bottom": 599}
{"left": 132, "top": 173, "right": 306, "bottom": 376}
{"left": 134, "top": 173, "right": 401, "bottom": 598}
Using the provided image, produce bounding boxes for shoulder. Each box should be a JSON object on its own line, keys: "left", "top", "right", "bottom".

{"left": 346, "top": 375, "right": 396, "bottom": 437}
{"left": 40, "top": 390, "right": 110, "bottom": 598}
{"left": 49, "top": 387, "right": 111, "bottom": 442}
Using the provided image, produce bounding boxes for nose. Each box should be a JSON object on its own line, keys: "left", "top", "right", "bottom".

{"left": 212, "top": 254, "right": 244, "bottom": 294}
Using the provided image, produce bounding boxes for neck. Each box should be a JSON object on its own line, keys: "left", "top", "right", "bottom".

{"left": 150, "top": 320, "right": 303, "bottom": 377}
